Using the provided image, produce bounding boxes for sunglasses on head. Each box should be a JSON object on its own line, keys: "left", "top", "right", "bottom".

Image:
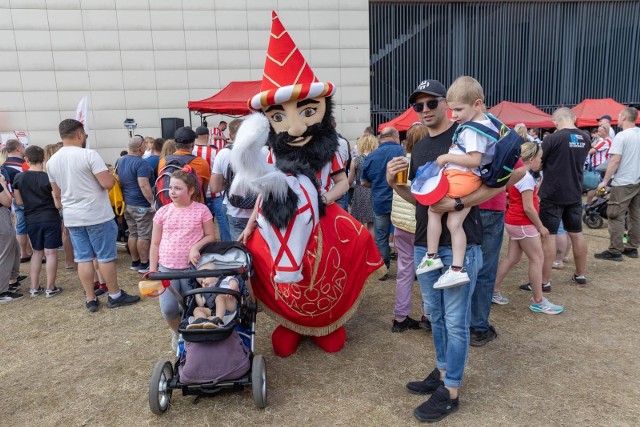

{"left": 411, "top": 98, "right": 445, "bottom": 113}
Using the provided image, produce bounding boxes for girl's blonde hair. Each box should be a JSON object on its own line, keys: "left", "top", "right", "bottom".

{"left": 160, "top": 139, "right": 177, "bottom": 158}
{"left": 357, "top": 134, "right": 379, "bottom": 155}
{"left": 520, "top": 141, "right": 540, "bottom": 162}
{"left": 405, "top": 124, "right": 429, "bottom": 154}
{"left": 514, "top": 123, "right": 528, "bottom": 141}
{"left": 0, "top": 147, "right": 7, "bottom": 166}
{"left": 43, "top": 143, "right": 61, "bottom": 171}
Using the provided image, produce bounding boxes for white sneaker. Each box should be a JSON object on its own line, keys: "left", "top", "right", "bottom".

{"left": 529, "top": 297, "right": 564, "bottom": 314}
{"left": 491, "top": 292, "right": 510, "bottom": 305}
{"left": 416, "top": 254, "right": 444, "bottom": 275}
{"left": 433, "top": 267, "right": 470, "bottom": 289}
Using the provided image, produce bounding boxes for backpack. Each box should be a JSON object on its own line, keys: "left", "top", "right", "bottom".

{"left": 108, "top": 163, "right": 125, "bottom": 216}
{"left": 154, "top": 153, "right": 200, "bottom": 209}
{"left": 223, "top": 145, "right": 258, "bottom": 209}
{"left": 453, "top": 113, "right": 524, "bottom": 188}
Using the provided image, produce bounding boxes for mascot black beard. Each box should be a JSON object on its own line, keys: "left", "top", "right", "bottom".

{"left": 230, "top": 11, "right": 385, "bottom": 357}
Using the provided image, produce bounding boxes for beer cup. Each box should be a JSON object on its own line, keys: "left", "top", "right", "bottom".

{"left": 396, "top": 157, "right": 409, "bottom": 184}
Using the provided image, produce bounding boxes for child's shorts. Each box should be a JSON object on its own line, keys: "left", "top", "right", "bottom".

{"left": 505, "top": 223, "right": 539, "bottom": 240}
{"left": 444, "top": 169, "right": 482, "bottom": 199}
{"left": 27, "top": 220, "right": 63, "bottom": 251}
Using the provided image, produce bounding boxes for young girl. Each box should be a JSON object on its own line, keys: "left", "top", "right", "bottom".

{"left": 491, "top": 142, "right": 564, "bottom": 314}
{"left": 149, "top": 167, "right": 216, "bottom": 341}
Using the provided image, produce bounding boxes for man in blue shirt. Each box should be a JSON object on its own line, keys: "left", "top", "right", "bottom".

{"left": 361, "top": 126, "right": 405, "bottom": 280}
{"left": 116, "top": 136, "right": 155, "bottom": 273}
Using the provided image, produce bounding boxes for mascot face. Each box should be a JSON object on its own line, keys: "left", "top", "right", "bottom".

{"left": 263, "top": 96, "right": 338, "bottom": 173}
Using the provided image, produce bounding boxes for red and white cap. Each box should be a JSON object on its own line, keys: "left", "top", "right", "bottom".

{"left": 411, "top": 162, "right": 449, "bottom": 206}
{"left": 249, "top": 11, "right": 335, "bottom": 111}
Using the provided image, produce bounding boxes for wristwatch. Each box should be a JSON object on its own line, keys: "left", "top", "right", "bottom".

{"left": 454, "top": 198, "right": 464, "bottom": 212}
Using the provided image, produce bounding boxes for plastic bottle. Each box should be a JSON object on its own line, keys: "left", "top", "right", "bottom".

{"left": 138, "top": 280, "right": 165, "bottom": 297}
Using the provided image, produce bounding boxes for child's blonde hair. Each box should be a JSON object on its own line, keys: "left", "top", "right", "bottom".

{"left": 446, "top": 76, "right": 484, "bottom": 105}
{"left": 514, "top": 123, "right": 528, "bottom": 141}
{"left": 520, "top": 141, "right": 540, "bottom": 162}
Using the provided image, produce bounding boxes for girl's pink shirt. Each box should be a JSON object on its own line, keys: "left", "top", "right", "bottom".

{"left": 154, "top": 201, "right": 213, "bottom": 269}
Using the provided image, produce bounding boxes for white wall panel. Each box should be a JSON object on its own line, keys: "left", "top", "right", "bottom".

{"left": 246, "top": 0, "right": 276, "bottom": 11}
{"left": 0, "top": 92, "right": 26, "bottom": 111}
{"left": 90, "top": 90, "right": 125, "bottom": 110}
{"left": 79, "top": 0, "right": 115, "bottom": 10}
{"left": 18, "top": 50, "right": 54, "bottom": 70}
{"left": 214, "top": 11, "right": 248, "bottom": 31}
{"left": 52, "top": 51, "right": 88, "bottom": 70}
{"left": 0, "top": 30, "right": 17, "bottom": 50}
{"left": 157, "top": 89, "right": 189, "bottom": 109}
{"left": 14, "top": 30, "right": 51, "bottom": 50}
{"left": 92, "top": 108, "right": 127, "bottom": 129}
{"left": 0, "top": 71, "right": 23, "bottom": 91}
{"left": 149, "top": 0, "right": 181, "bottom": 11}
{"left": 55, "top": 71, "right": 90, "bottom": 91}
{"left": 115, "top": 10, "right": 151, "bottom": 31}
{"left": 25, "top": 110, "right": 61, "bottom": 131}
{"left": 216, "top": 0, "right": 247, "bottom": 10}
{"left": 121, "top": 108, "right": 159, "bottom": 128}
{"left": 10, "top": 0, "right": 46, "bottom": 8}
{"left": 23, "top": 91, "right": 59, "bottom": 111}
{"left": 11, "top": 8, "right": 49, "bottom": 30}
{"left": 57, "top": 90, "right": 90, "bottom": 110}
{"left": 0, "top": 51, "right": 19, "bottom": 70}
{"left": 153, "top": 51, "right": 187, "bottom": 70}
{"left": 183, "top": 10, "right": 216, "bottom": 31}
{"left": 122, "top": 70, "right": 157, "bottom": 91}
{"left": 150, "top": 11, "right": 183, "bottom": 31}
{"left": 85, "top": 31, "right": 120, "bottom": 51}
{"left": 114, "top": 0, "right": 148, "bottom": 10}
{"left": 81, "top": 10, "right": 117, "bottom": 30}
{"left": 186, "top": 53, "right": 219, "bottom": 71}
{"left": 20, "top": 70, "right": 56, "bottom": 91}
{"left": 121, "top": 50, "right": 155, "bottom": 70}
{"left": 152, "top": 31, "right": 186, "bottom": 50}
{"left": 88, "top": 70, "right": 124, "bottom": 90}
{"left": 47, "top": 9, "right": 83, "bottom": 31}
{"left": 45, "top": 0, "right": 81, "bottom": 9}
{"left": 155, "top": 70, "right": 189, "bottom": 90}
{"left": 118, "top": 31, "right": 152, "bottom": 50}
{"left": 0, "top": 7, "right": 13, "bottom": 29}
{"left": 4, "top": 111, "right": 29, "bottom": 129}
{"left": 50, "top": 31, "right": 86, "bottom": 50}
{"left": 182, "top": 0, "right": 215, "bottom": 11}
{"left": 216, "top": 31, "right": 248, "bottom": 50}
{"left": 87, "top": 50, "right": 122, "bottom": 71}
{"left": 185, "top": 31, "right": 218, "bottom": 51}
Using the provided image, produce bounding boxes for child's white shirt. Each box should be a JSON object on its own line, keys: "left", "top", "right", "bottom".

{"left": 446, "top": 117, "right": 498, "bottom": 176}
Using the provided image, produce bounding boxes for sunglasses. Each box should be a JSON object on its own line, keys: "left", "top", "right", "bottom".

{"left": 411, "top": 98, "right": 445, "bottom": 112}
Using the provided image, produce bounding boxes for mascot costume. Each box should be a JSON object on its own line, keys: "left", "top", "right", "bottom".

{"left": 229, "top": 11, "right": 386, "bottom": 357}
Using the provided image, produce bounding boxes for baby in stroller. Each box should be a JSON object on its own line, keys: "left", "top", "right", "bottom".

{"left": 186, "top": 259, "right": 241, "bottom": 330}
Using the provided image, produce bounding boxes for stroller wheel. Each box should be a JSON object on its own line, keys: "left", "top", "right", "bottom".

{"left": 149, "top": 361, "right": 173, "bottom": 414}
{"left": 252, "top": 354, "right": 267, "bottom": 408}
{"left": 583, "top": 213, "right": 604, "bottom": 229}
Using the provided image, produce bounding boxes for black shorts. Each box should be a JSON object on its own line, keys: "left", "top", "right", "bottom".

{"left": 26, "top": 221, "right": 62, "bottom": 250}
{"left": 539, "top": 200, "right": 583, "bottom": 234}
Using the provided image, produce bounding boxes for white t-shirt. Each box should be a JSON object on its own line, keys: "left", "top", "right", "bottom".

{"left": 609, "top": 127, "right": 640, "bottom": 186}
{"left": 446, "top": 118, "right": 498, "bottom": 175}
{"left": 514, "top": 171, "right": 536, "bottom": 193}
{"left": 47, "top": 146, "right": 115, "bottom": 227}
{"left": 211, "top": 147, "right": 253, "bottom": 219}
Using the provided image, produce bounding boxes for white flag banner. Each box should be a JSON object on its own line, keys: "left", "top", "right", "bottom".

{"left": 75, "top": 96, "right": 89, "bottom": 148}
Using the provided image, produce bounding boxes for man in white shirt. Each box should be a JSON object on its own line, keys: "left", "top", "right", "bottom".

{"left": 595, "top": 107, "right": 640, "bottom": 261}
{"left": 47, "top": 119, "right": 141, "bottom": 312}
{"left": 210, "top": 118, "right": 253, "bottom": 241}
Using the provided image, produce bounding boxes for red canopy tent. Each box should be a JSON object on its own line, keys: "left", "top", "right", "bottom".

{"left": 571, "top": 98, "right": 631, "bottom": 127}
{"left": 488, "top": 101, "right": 554, "bottom": 128}
{"left": 377, "top": 108, "right": 420, "bottom": 132}
{"left": 188, "top": 80, "right": 261, "bottom": 116}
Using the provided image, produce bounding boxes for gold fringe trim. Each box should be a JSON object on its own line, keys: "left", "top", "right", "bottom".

{"left": 259, "top": 264, "right": 387, "bottom": 337}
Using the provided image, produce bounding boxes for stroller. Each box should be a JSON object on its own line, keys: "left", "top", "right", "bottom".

{"left": 583, "top": 189, "right": 609, "bottom": 229}
{"left": 141, "top": 242, "right": 267, "bottom": 414}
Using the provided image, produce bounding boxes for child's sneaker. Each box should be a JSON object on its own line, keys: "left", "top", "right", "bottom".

{"left": 30, "top": 286, "right": 44, "bottom": 298}
{"left": 416, "top": 254, "right": 444, "bottom": 275}
{"left": 45, "top": 286, "right": 63, "bottom": 298}
{"left": 529, "top": 297, "right": 564, "bottom": 314}
{"left": 434, "top": 267, "right": 470, "bottom": 289}
{"left": 138, "top": 262, "right": 150, "bottom": 274}
{"left": 519, "top": 282, "right": 552, "bottom": 294}
{"left": 571, "top": 274, "right": 588, "bottom": 287}
{"left": 491, "top": 292, "right": 509, "bottom": 305}
{"left": 130, "top": 260, "right": 141, "bottom": 270}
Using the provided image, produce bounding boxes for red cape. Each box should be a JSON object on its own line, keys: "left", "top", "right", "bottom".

{"left": 247, "top": 204, "right": 386, "bottom": 336}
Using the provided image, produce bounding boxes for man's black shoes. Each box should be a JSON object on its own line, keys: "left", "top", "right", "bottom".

{"left": 414, "top": 385, "right": 459, "bottom": 423}
{"left": 392, "top": 316, "right": 421, "bottom": 332}
{"left": 406, "top": 368, "right": 444, "bottom": 395}
{"left": 469, "top": 324, "right": 497, "bottom": 347}
{"left": 594, "top": 250, "right": 623, "bottom": 261}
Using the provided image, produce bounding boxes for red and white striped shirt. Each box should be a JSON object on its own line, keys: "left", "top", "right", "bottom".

{"left": 192, "top": 145, "right": 220, "bottom": 197}
{"left": 591, "top": 137, "right": 612, "bottom": 168}
{"left": 209, "top": 127, "right": 226, "bottom": 152}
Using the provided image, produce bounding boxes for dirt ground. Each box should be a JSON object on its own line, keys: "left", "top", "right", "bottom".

{"left": 1, "top": 226, "right": 639, "bottom": 426}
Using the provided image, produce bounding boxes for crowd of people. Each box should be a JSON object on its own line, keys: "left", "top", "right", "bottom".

{"left": 0, "top": 77, "right": 638, "bottom": 423}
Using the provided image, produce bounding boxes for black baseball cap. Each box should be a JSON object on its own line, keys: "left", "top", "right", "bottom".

{"left": 195, "top": 126, "right": 209, "bottom": 136}
{"left": 408, "top": 80, "right": 447, "bottom": 104}
{"left": 597, "top": 114, "right": 612, "bottom": 121}
{"left": 174, "top": 127, "right": 197, "bottom": 144}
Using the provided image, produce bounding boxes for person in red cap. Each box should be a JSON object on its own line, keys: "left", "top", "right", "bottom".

{"left": 228, "top": 11, "right": 385, "bottom": 357}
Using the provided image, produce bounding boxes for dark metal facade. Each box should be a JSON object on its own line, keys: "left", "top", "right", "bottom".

{"left": 370, "top": 1, "right": 640, "bottom": 127}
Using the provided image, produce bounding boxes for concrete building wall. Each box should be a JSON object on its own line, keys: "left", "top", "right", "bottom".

{"left": 0, "top": 0, "right": 370, "bottom": 163}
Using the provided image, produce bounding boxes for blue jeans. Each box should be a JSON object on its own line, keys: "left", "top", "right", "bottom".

{"left": 471, "top": 210, "right": 504, "bottom": 332}
{"left": 206, "top": 196, "right": 230, "bottom": 241}
{"left": 336, "top": 194, "right": 348, "bottom": 211}
{"left": 373, "top": 212, "right": 391, "bottom": 268}
{"left": 227, "top": 215, "right": 249, "bottom": 242}
{"left": 415, "top": 244, "right": 482, "bottom": 388}
{"left": 67, "top": 220, "right": 118, "bottom": 263}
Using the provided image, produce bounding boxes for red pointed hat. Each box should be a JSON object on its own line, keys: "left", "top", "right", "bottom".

{"left": 249, "top": 11, "right": 335, "bottom": 110}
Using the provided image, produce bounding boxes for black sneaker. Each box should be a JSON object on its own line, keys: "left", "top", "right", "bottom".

{"left": 107, "top": 290, "right": 141, "bottom": 308}
{"left": 392, "top": 316, "right": 421, "bottom": 332}
{"left": 594, "top": 250, "right": 623, "bottom": 261}
{"left": 8, "top": 283, "right": 20, "bottom": 292}
{"left": 137, "top": 262, "right": 150, "bottom": 274}
{"left": 406, "top": 368, "right": 444, "bottom": 395}
{"left": 16, "top": 275, "right": 27, "bottom": 282}
{"left": 86, "top": 299, "right": 100, "bottom": 312}
{"left": 0, "top": 291, "right": 24, "bottom": 303}
{"left": 418, "top": 315, "right": 432, "bottom": 331}
{"left": 95, "top": 287, "right": 108, "bottom": 297}
{"left": 469, "top": 324, "right": 497, "bottom": 347}
{"left": 623, "top": 248, "right": 638, "bottom": 258}
{"left": 518, "top": 282, "right": 552, "bottom": 294}
{"left": 378, "top": 273, "right": 390, "bottom": 281}
{"left": 571, "top": 274, "right": 588, "bottom": 287}
{"left": 130, "top": 260, "right": 141, "bottom": 270}
{"left": 414, "top": 385, "right": 459, "bottom": 423}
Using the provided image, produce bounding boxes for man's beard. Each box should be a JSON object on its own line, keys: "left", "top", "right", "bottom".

{"left": 267, "top": 99, "right": 338, "bottom": 174}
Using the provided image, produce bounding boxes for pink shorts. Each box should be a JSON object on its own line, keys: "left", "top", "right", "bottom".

{"left": 505, "top": 223, "right": 539, "bottom": 240}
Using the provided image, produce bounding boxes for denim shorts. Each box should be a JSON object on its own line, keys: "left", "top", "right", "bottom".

{"left": 67, "top": 220, "right": 118, "bottom": 263}
{"left": 14, "top": 204, "right": 27, "bottom": 235}
{"left": 27, "top": 220, "right": 62, "bottom": 250}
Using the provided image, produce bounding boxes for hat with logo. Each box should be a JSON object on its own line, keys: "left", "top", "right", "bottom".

{"left": 249, "top": 11, "right": 335, "bottom": 111}
{"left": 174, "top": 127, "right": 197, "bottom": 144}
{"left": 408, "top": 80, "right": 448, "bottom": 104}
{"left": 195, "top": 126, "right": 209, "bottom": 136}
{"left": 411, "top": 161, "right": 449, "bottom": 206}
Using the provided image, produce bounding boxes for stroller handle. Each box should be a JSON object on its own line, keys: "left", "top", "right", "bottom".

{"left": 146, "top": 267, "right": 246, "bottom": 281}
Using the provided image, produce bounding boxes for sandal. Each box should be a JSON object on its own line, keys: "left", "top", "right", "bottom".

{"left": 552, "top": 261, "right": 564, "bottom": 269}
